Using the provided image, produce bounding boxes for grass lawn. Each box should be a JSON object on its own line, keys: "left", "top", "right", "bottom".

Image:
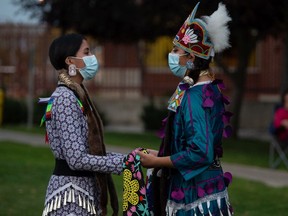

{"left": 0, "top": 141, "right": 52, "bottom": 216}
{"left": 0, "top": 124, "right": 276, "bottom": 168}
{"left": 1, "top": 134, "right": 288, "bottom": 215}
{"left": 104, "top": 132, "right": 274, "bottom": 168}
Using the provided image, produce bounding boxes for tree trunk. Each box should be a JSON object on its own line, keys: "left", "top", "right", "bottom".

{"left": 136, "top": 40, "right": 147, "bottom": 96}
{"left": 228, "top": 32, "right": 257, "bottom": 138}
{"left": 281, "top": 32, "right": 288, "bottom": 93}
{"left": 230, "top": 71, "right": 247, "bottom": 139}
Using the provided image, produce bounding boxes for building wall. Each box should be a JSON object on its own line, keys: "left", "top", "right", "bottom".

{"left": 0, "top": 24, "right": 57, "bottom": 98}
{"left": 245, "top": 36, "right": 285, "bottom": 98}
{"left": 0, "top": 24, "right": 286, "bottom": 130}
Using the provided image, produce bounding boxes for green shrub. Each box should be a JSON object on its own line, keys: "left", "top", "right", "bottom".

{"left": 3, "top": 97, "right": 27, "bottom": 124}
{"left": 141, "top": 100, "right": 168, "bottom": 131}
{"left": 2, "top": 94, "right": 107, "bottom": 127}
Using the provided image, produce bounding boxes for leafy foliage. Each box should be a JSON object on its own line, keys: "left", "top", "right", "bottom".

{"left": 14, "top": 0, "right": 198, "bottom": 42}
{"left": 14, "top": 0, "right": 287, "bottom": 42}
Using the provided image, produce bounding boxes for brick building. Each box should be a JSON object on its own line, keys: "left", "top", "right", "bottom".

{"left": 0, "top": 23, "right": 286, "bottom": 130}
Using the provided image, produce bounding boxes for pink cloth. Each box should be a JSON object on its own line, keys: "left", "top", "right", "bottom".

{"left": 274, "top": 107, "right": 288, "bottom": 141}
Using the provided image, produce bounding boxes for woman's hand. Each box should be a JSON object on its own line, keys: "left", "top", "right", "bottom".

{"left": 136, "top": 150, "right": 174, "bottom": 169}
{"left": 147, "top": 149, "right": 158, "bottom": 156}
{"left": 137, "top": 150, "right": 158, "bottom": 168}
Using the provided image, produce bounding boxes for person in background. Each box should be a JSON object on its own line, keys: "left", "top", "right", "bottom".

{"left": 273, "top": 89, "right": 288, "bottom": 142}
{"left": 41, "top": 33, "right": 125, "bottom": 216}
{"left": 137, "top": 2, "right": 234, "bottom": 216}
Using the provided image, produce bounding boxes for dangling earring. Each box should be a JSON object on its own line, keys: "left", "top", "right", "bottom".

{"left": 183, "top": 59, "right": 195, "bottom": 85}
{"left": 68, "top": 64, "right": 77, "bottom": 76}
{"left": 186, "top": 60, "right": 194, "bottom": 70}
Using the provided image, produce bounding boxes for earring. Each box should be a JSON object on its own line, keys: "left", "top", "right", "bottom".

{"left": 186, "top": 60, "right": 194, "bottom": 70}
{"left": 68, "top": 64, "right": 77, "bottom": 76}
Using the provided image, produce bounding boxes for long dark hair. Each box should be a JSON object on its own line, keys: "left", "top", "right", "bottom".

{"left": 49, "top": 33, "right": 86, "bottom": 70}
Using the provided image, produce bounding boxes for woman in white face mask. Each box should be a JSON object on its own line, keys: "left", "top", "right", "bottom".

{"left": 41, "top": 33, "right": 125, "bottom": 216}
{"left": 137, "top": 2, "right": 234, "bottom": 216}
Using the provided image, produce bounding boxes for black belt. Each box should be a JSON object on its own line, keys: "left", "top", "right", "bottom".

{"left": 53, "top": 159, "right": 94, "bottom": 177}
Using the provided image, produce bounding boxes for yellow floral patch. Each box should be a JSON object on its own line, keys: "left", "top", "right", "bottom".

{"left": 123, "top": 169, "right": 140, "bottom": 211}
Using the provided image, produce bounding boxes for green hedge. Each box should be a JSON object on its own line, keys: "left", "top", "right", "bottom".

{"left": 2, "top": 96, "right": 107, "bottom": 126}
{"left": 141, "top": 101, "right": 168, "bottom": 131}
{"left": 2, "top": 97, "right": 28, "bottom": 124}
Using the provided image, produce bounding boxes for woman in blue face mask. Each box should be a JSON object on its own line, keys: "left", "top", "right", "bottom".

{"left": 137, "top": 2, "right": 234, "bottom": 216}
{"left": 41, "top": 33, "right": 125, "bottom": 216}
{"left": 168, "top": 44, "right": 215, "bottom": 87}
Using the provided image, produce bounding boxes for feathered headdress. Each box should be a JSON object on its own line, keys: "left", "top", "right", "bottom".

{"left": 173, "top": 2, "right": 232, "bottom": 60}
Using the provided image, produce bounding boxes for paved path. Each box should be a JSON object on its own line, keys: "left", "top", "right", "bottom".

{"left": 1, "top": 128, "right": 288, "bottom": 187}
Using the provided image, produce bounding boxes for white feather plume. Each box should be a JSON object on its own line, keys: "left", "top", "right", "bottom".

{"left": 202, "top": 3, "right": 232, "bottom": 53}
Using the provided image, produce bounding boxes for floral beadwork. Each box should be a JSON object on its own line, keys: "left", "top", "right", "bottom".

{"left": 123, "top": 169, "right": 140, "bottom": 211}
{"left": 122, "top": 149, "right": 149, "bottom": 216}
{"left": 168, "top": 82, "right": 190, "bottom": 112}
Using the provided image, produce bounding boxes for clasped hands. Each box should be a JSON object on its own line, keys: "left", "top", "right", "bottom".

{"left": 135, "top": 148, "right": 174, "bottom": 168}
{"left": 133, "top": 149, "right": 158, "bottom": 168}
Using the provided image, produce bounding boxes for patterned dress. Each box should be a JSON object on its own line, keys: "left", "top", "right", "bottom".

{"left": 163, "top": 80, "right": 233, "bottom": 215}
{"left": 42, "top": 86, "right": 125, "bottom": 216}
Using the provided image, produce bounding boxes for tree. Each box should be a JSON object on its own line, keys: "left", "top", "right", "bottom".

{"left": 14, "top": 0, "right": 198, "bottom": 41}
{"left": 218, "top": 0, "right": 287, "bottom": 138}
{"left": 280, "top": 1, "right": 288, "bottom": 94}
{"left": 15, "top": 0, "right": 288, "bottom": 138}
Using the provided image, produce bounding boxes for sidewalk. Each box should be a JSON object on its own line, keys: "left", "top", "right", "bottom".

{"left": 1, "top": 128, "right": 288, "bottom": 187}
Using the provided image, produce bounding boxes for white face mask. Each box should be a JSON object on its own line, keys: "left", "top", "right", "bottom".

{"left": 72, "top": 55, "right": 99, "bottom": 80}
{"left": 168, "top": 53, "right": 187, "bottom": 78}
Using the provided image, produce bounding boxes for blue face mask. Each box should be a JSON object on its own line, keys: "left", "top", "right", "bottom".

{"left": 77, "top": 55, "right": 99, "bottom": 80}
{"left": 168, "top": 53, "right": 187, "bottom": 78}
